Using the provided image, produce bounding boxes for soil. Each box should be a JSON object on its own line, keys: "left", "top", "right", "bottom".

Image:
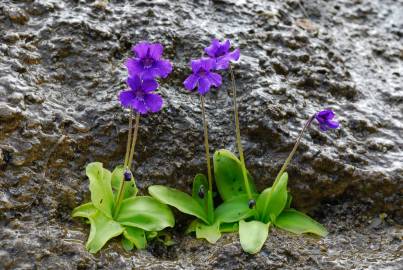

{"left": 0, "top": 0, "right": 402, "bottom": 269}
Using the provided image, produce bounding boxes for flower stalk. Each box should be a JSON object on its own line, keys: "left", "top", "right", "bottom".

{"left": 114, "top": 112, "right": 140, "bottom": 218}
{"left": 272, "top": 114, "right": 315, "bottom": 189}
{"left": 200, "top": 95, "right": 213, "bottom": 193}
{"left": 123, "top": 109, "right": 134, "bottom": 168}
{"left": 229, "top": 65, "right": 253, "bottom": 201}
{"left": 127, "top": 114, "right": 141, "bottom": 171}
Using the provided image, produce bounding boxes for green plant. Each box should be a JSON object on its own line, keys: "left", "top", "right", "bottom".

{"left": 72, "top": 162, "right": 174, "bottom": 253}
{"left": 148, "top": 97, "right": 253, "bottom": 243}
{"left": 72, "top": 42, "right": 175, "bottom": 253}
{"left": 214, "top": 149, "right": 328, "bottom": 254}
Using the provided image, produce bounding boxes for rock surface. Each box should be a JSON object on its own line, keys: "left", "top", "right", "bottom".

{"left": 0, "top": 0, "right": 402, "bottom": 269}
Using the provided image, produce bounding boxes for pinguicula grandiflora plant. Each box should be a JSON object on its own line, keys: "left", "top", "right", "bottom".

{"left": 149, "top": 43, "right": 254, "bottom": 244}
{"left": 201, "top": 38, "right": 340, "bottom": 254}
{"left": 216, "top": 106, "right": 339, "bottom": 253}
{"left": 72, "top": 42, "right": 175, "bottom": 253}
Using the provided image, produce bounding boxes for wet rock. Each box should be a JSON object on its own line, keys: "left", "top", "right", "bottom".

{"left": 0, "top": 0, "right": 402, "bottom": 269}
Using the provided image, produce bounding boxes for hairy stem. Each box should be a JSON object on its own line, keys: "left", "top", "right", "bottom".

{"left": 272, "top": 114, "right": 315, "bottom": 189}
{"left": 260, "top": 114, "right": 315, "bottom": 221}
{"left": 200, "top": 96, "right": 213, "bottom": 193}
{"left": 127, "top": 114, "right": 141, "bottom": 171}
{"left": 229, "top": 65, "right": 253, "bottom": 201}
{"left": 123, "top": 109, "right": 134, "bottom": 168}
{"left": 114, "top": 113, "right": 140, "bottom": 218}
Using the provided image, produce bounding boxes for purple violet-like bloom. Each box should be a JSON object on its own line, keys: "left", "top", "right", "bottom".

{"left": 183, "top": 58, "right": 222, "bottom": 95}
{"left": 204, "top": 39, "right": 240, "bottom": 70}
{"left": 125, "top": 42, "right": 173, "bottom": 80}
{"left": 315, "top": 109, "right": 340, "bottom": 131}
{"left": 119, "top": 75, "right": 163, "bottom": 115}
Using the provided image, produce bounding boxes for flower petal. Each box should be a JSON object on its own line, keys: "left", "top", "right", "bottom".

{"left": 200, "top": 58, "right": 215, "bottom": 71}
{"left": 317, "top": 109, "right": 334, "bottom": 120}
{"left": 319, "top": 124, "right": 329, "bottom": 131}
{"left": 119, "top": 90, "right": 136, "bottom": 108}
{"left": 132, "top": 98, "right": 148, "bottom": 114}
{"left": 132, "top": 42, "right": 150, "bottom": 58}
{"left": 140, "top": 69, "right": 157, "bottom": 80}
{"left": 142, "top": 79, "right": 159, "bottom": 92}
{"left": 148, "top": 43, "right": 163, "bottom": 59}
{"left": 215, "top": 57, "right": 230, "bottom": 70}
{"left": 153, "top": 59, "right": 173, "bottom": 78}
{"left": 222, "top": 40, "right": 231, "bottom": 53}
{"left": 327, "top": 120, "right": 339, "bottom": 129}
{"left": 215, "top": 49, "right": 240, "bottom": 70}
{"left": 191, "top": 59, "right": 202, "bottom": 73}
{"left": 125, "top": 58, "right": 144, "bottom": 76}
{"left": 184, "top": 74, "right": 199, "bottom": 91}
{"left": 198, "top": 77, "right": 211, "bottom": 95}
{"left": 206, "top": 72, "right": 222, "bottom": 87}
{"left": 204, "top": 39, "right": 220, "bottom": 57}
{"left": 144, "top": 93, "right": 163, "bottom": 113}
{"left": 127, "top": 75, "right": 141, "bottom": 91}
{"left": 229, "top": 48, "right": 240, "bottom": 61}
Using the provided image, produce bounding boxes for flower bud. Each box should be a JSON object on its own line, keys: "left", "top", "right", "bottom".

{"left": 248, "top": 199, "right": 256, "bottom": 209}
{"left": 124, "top": 171, "right": 132, "bottom": 181}
{"left": 198, "top": 185, "right": 205, "bottom": 199}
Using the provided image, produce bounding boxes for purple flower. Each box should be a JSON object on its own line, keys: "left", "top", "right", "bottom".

{"left": 315, "top": 109, "right": 340, "bottom": 131}
{"left": 125, "top": 42, "right": 173, "bottom": 80}
{"left": 204, "top": 39, "right": 240, "bottom": 70}
{"left": 183, "top": 58, "right": 222, "bottom": 95}
{"left": 119, "top": 75, "right": 163, "bottom": 115}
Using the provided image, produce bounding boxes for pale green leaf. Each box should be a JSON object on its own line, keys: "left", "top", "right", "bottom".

{"left": 195, "top": 221, "right": 221, "bottom": 244}
{"left": 148, "top": 185, "right": 209, "bottom": 224}
{"left": 285, "top": 192, "right": 292, "bottom": 209}
{"left": 215, "top": 195, "right": 255, "bottom": 224}
{"left": 192, "top": 174, "right": 209, "bottom": 209}
{"left": 214, "top": 149, "right": 256, "bottom": 201}
{"left": 256, "top": 172, "right": 288, "bottom": 223}
{"left": 116, "top": 196, "right": 175, "bottom": 231}
{"left": 239, "top": 220, "right": 270, "bottom": 254}
{"left": 186, "top": 219, "right": 199, "bottom": 234}
{"left": 123, "top": 226, "right": 147, "bottom": 249}
{"left": 111, "top": 165, "right": 138, "bottom": 199}
{"left": 146, "top": 231, "right": 158, "bottom": 240}
{"left": 121, "top": 237, "right": 134, "bottom": 251}
{"left": 86, "top": 211, "right": 124, "bottom": 253}
{"left": 274, "top": 209, "right": 328, "bottom": 237}
{"left": 87, "top": 162, "right": 114, "bottom": 218}
{"left": 72, "top": 202, "right": 97, "bottom": 219}
{"left": 219, "top": 222, "right": 239, "bottom": 233}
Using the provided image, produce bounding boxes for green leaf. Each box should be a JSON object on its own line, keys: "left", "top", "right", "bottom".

{"left": 215, "top": 195, "right": 255, "bottom": 224}
{"left": 86, "top": 210, "right": 124, "bottom": 253}
{"left": 192, "top": 174, "right": 209, "bottom": 209}
{"left": 219, "top": 222, "right": 239, "bottom": 233}
{"left": 239, "top": 220, "right": 270, "bottom": 254}
{"left": 148, "top": 185, "right": 209, "bottom": 224}
{"left": 274, "top": 209, "right": 328, "bottom": 237}
{"left": 123, "top": 226, "right": 147, "bottom": 249}
{"left": 285, "top": 192, "right": 292, "bottom": 209}
{"left": 111, "top": 165, "right": 138, "bottom": 199}
{"left": 214, "top": 149, "right": 256, "bottom": 201}
{"left": 191, "top": 174, "right": 214, "bottom": 223}
{"left": 121, "top": 237, "right": 134, "bottom": 251}
{"left": 146, "top": 231, "right": 158, "bottom": 240}
{"left": 195, "top": 221, "right": 221, "bottom": 244}
{"left": 72, "top": 202, "right": 97, "bottom": 219}
{"left": 116, "top": 196, "right": 175, "bottom": 231}
{"left": 256, "top": 172, "right": 288, "bottom": 223}
{"left": 186, "top": 219, "right": 199, "bottom": 234}
{"left": 206, "top": 190, "right": 214, "bottom": 224}
{"left": 87, "top": 162, "right": 114, "bottom": 218}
